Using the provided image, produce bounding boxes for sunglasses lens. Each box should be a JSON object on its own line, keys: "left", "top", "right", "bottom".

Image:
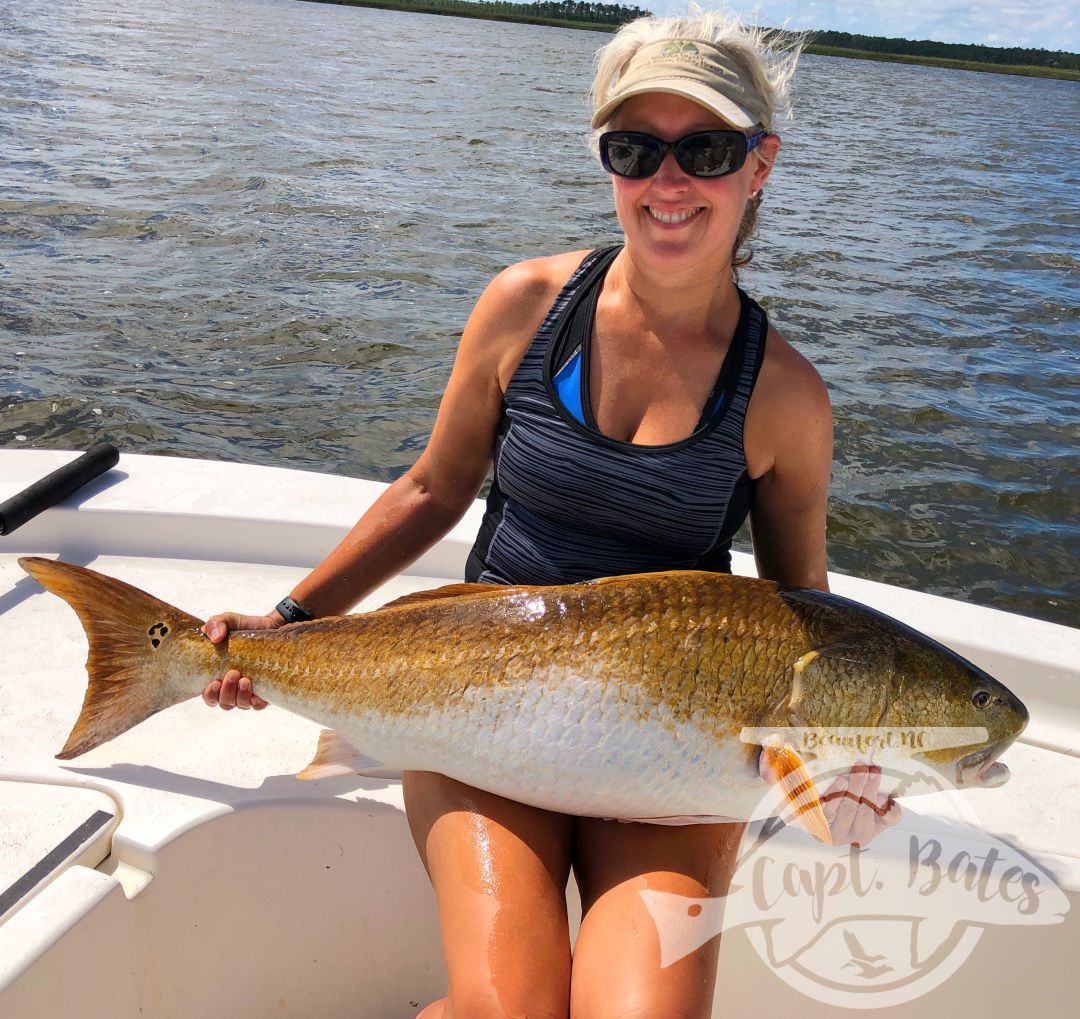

{"left": 600, "top": 131, "right": 754, "bottom": 179}
{"left": 601, "top": 133, "right": 663, "bottom": 178}
{"left": 676, "top": 133, "right": 743, "bottom": 177}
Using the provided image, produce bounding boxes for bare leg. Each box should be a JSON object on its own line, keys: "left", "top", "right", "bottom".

{"left": 403, "top": 771, "right": 575, "bottom": 1019}
{"left": 569, "top": 818, "right": 746, "bottom": 1019}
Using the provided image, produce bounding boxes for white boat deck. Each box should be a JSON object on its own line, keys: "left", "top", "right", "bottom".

{"left": 1, "top": 449, "right": 1077, "bottom": 1016}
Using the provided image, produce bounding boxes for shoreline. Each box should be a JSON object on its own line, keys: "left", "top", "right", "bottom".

{"left": 307, "top": 0, "right": 1080, "bottom": 81}
{"left": 804, "top": 43, "right": 1080, "bottom": 79}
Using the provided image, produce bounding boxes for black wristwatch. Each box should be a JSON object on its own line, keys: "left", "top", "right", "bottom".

{"left": 275, "top": 596, "right": 315, "bottom": 624}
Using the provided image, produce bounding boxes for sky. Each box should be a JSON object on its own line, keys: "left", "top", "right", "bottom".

{"left": 652, "top": 2, "right": 1080, "bottom": 52}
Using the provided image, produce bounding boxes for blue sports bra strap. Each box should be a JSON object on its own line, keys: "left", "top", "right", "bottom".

{"left": 544, "top": 244, "right": 623, "bottom": 381}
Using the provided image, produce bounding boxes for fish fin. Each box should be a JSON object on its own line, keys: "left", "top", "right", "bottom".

{"left": 380, "top": 572, "right": 715, "bottom": 608}
{"left": 18, "top": 557, "right": 203, "bottom": 760}
{"left": 297, "top": 729, "right": 401, "bottom": 781}
{"left": 613, "top": 814, "right": 739, "bottom": 826}
{"left": 759, "top": 737, "right": 833, "bottom": 846}
{"left": 375, "top": 583, "right": 533, "bottom": 611}
{"left": 786, "top": 644, "right": 887, "bottom": 731}
{"left": 585, "top": 570, "right": 694, "bottom": 588}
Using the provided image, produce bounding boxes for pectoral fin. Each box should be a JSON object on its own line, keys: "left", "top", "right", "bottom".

{"left": 760, "top": 737, "right": 832, "bottom": 846}
{"left": 297, "top": 729, "right": 402, "bottom": 782}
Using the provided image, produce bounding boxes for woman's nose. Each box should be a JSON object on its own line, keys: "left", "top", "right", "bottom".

{"left": 652, "top": 150, "right": 690, "bottom": 187}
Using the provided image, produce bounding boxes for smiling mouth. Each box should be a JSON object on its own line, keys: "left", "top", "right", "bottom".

{"left": 647, "top": 207, "right": 703, "bottom": 226}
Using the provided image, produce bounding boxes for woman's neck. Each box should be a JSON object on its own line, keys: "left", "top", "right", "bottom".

{"left": 607, "top": 246, "right": 741, "bottom": 343}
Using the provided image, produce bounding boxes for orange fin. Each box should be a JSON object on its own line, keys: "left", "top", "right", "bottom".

{"left": 584, "top": 570, "right": 691, "bottom": 588}
{"left": 379, "top": 572, "right": 706, "bottom": 609}
{"left": 760, "top": 738, "right": 833, "bottom": 846}
{"left": 297, "top": 729, "right": 401, "bottom": 782}
{"left": 375, "top": 583, "right": 533, "bottom": 611}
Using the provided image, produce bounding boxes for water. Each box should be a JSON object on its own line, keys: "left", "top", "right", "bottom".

{"left": 1, "top": 0, "right": 1077, "bottom": 626}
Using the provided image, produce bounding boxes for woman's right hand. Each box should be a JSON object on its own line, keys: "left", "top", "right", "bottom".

{"left": 200, "top": 612, "right": 282, "bottom": 710}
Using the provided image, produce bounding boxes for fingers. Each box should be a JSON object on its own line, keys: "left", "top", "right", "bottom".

{"left": 199, "top": 613, "right": 270, "bottom": 711}
{"left": 201, "top": 670, "right": 268, "bottom": 710}
{"left": 824, "top": 763, "right": 870, "bottom": 843}
{"left": 202, "top": 612, "right": 282, "bottom": 644}
{"left": 822, "top": 764, "right": 901, "bottom": 848}
{"left": 202, "top": 677, "right": 223, "bottom": 707}
{"left": 236, "top": 675, "right": 270, "bottom": 710}
{"left": 201, "top": 614, "right": 237, "bottom": 645}
{"left": 880, "top": 797, "right": 902, "bottom": 827}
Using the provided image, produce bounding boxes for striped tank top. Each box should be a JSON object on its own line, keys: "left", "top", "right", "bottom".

{"left": 465, "top": 244, "right": 768, "bottom": 586}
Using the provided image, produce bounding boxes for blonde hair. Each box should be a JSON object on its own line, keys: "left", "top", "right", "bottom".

{"left": 590, "top": 5, "right": 805, "bottom": 269}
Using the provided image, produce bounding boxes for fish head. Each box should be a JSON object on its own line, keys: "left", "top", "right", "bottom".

{"left": 880, "top": 635, "right": 1029, "bottom": 788}
{"left": 777, "top": 590, "right": 1029, "bottom": 788}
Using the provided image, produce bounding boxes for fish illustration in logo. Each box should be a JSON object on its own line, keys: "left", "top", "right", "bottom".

{"left": 640, "top": 805, "right": 1070, "bottom": 1006}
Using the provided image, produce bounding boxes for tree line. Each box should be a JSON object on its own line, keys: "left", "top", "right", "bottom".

{"left": 350, "top": 0, "right": 650, "bottom": 25}
{"left": 314, "top": 1, "right": 1079, "bottom": 69}
{"left": 808, "top": 29, "right": 1078, "bottom": 71}
{"left": 494, "top": 1, "right": 650, "bottom": 24}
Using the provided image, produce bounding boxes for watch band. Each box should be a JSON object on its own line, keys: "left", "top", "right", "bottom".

{"left": 275, "top": 596, "right": 314, "bottom": 624}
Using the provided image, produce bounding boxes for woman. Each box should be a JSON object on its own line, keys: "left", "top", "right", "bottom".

{"left": 203, "top": 12, "right": 899, "bottom": 1017}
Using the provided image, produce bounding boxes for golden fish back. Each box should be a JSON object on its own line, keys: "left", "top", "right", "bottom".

{"left": 222, "top": 571, "right": 815, "bottom": 736}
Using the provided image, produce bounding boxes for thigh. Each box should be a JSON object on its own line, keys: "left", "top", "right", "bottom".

{"left": 403, "top": 771, "right": 575, "bottom": 1019}
{"left": 569, "top": 818, "right": 746, "bottom": 1019}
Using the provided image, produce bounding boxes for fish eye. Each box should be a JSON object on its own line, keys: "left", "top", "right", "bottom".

{"left": 972, "top": 690, "right": 991, "bottom": 708}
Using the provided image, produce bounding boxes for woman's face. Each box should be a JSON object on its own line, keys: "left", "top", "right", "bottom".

{"left": 607, "top": 91, "right": 779, "bottom": 276}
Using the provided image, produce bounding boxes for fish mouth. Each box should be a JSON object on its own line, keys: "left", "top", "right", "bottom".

{"left": 955, "top": 742, "right": 1012, "bottom": 788}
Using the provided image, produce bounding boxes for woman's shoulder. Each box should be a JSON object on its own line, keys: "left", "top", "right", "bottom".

{"left": 483, "top": 249, "right": 595, "bottom": 310}
{"left": 470, "top": 250, "right": 595, "bottom": 390}
{"left": 755, "top": 322, "right": 830, "bottom": 411}
{"left": 743, "top": 321, "right": 832, "bottom": 476}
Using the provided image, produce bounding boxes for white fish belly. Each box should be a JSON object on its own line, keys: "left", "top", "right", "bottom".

{"left": 285, "top": 674, "right": 764, "bottom": 820}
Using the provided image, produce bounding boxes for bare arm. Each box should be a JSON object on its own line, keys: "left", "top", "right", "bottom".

{"left": 202, "top": 257, "right": 574, "bottom": 708}
{"left": 283, "top": 259, "right": 571, "bottom": 617}
{"left": 744, "top": 328, "right": 833, "bottom": 592}
{"left": 746, "top": 339, "right": 901, "bottom": 843}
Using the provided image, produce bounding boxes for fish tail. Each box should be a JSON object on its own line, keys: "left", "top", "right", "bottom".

{"left": 19, "top": 557, "right": 204, "bottom": 760}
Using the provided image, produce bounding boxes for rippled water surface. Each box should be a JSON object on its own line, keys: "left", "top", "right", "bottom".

{"left": 1, "top": 0, "right": 1077, "bottom": 625}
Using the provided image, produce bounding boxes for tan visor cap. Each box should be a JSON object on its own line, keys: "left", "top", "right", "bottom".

{"left": 592, "top": 39, "right": 769, "bottom": 131}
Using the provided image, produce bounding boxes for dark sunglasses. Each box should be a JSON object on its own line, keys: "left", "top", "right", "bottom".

{"left": 599, "top": 128, "right": 767, "bottom": 180}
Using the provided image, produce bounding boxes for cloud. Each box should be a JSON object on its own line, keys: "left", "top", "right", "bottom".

{"left": 659, "top": 2, "right": 1080, "bottom": 52}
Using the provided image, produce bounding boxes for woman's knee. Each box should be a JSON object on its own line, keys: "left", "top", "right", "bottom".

{"left": 570, "top": 952, "right": 717, "bottom": 1019}
{"left": 569, "top": 820, "right": 742, "bottom": 1019}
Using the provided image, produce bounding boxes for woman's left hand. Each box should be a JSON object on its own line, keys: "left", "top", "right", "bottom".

{"left": 822, "top": 763, "right": 902, "bottom": 847}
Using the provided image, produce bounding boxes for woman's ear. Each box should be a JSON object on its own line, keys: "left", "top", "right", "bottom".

{"left": 751, "top": 134, "right": 781, "bottom": 192}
